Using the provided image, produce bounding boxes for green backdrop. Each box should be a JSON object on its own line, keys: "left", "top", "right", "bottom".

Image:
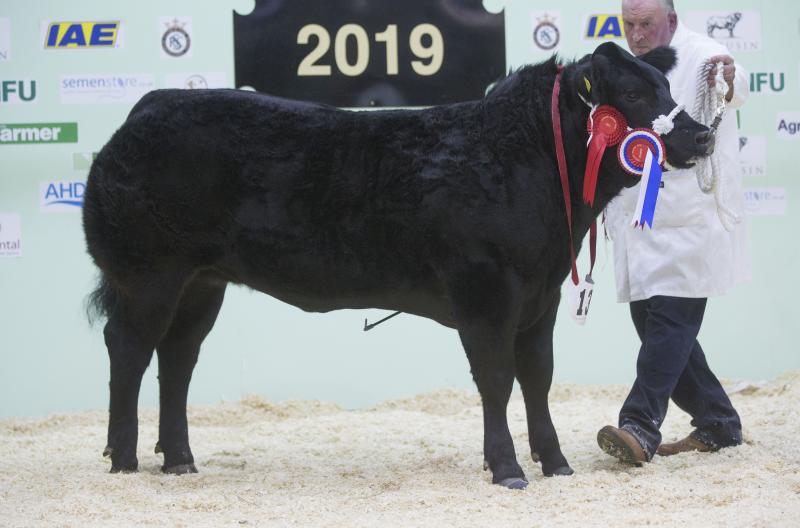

{"left": 1, "top": 0, "right": 797, "bottom": 418}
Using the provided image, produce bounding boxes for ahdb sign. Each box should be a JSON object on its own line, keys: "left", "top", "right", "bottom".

{"left": 40, "top": 180, "right": 85, "bottom": 212}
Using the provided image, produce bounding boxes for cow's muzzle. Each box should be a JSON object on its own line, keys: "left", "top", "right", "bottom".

{"left": 695, "top": 129, "right": 715, "bottom": 156}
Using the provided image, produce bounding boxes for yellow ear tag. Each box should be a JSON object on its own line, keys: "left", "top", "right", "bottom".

{"left": 584, "top": 77, "right": 592, "bottom": 93}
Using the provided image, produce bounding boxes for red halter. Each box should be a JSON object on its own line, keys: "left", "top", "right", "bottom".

{"left": 550, "top": 67, "right": 597, "bottom": 287}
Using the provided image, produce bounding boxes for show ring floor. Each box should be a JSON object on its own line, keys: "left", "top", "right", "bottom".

{"left": 2, "top": 373, "right": 798, "bottom": 527}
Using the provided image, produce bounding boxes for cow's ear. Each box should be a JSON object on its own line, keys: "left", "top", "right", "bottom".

{"left": 593, "top": 41, "right": 635, "bottom": 64}
{"left": 586, "top": 52, "right": 613, "bottom": 103}
{"left": 572, "top": 58, "right": 597, "bottom": 104}
{"left": 638, "top": 46, "right": 677, "bottom": 75}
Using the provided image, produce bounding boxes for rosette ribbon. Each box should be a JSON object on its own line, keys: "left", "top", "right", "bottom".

{"left": 584, "top": 105, "right": 627, "bottom": 206}
{"left": 617, "top": 128, "right": 666, "bottom": 229}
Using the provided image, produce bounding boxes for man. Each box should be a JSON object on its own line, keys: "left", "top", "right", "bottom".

{"left": 598, "top": 0, "right": 750, "bottom": 464}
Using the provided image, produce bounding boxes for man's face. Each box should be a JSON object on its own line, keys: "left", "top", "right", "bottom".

{"left": 622, "top": 0, "right": 677, "bottom": 56}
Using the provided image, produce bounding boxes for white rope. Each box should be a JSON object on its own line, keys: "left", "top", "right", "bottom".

{"left": 691, "top": 61, "right": 740, "bottom": 232}
{"left": 586, "top": 104, "right": 598, "bottom": 146}
{"left": 652, "top": 104, "right": 684, "bottom": 136}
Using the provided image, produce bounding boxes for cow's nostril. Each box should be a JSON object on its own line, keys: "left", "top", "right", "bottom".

{"left": 695, "top": 131, "right": 711, "bottom": 145}
{"left": 694, "top": 130, "right": 715, "bottom": 155}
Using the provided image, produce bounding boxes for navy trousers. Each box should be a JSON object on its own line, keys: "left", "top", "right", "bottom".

{"left": 619, "top": 295, "right": 742, "bottom": 459}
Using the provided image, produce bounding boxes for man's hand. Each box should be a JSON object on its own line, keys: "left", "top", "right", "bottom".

{"left": 706, "top": 54, "right": 736, "bottom": 102}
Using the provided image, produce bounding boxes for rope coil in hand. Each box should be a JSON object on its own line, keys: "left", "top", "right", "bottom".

{"left": 691, "top": 61, "right": 741, "bottom": 232}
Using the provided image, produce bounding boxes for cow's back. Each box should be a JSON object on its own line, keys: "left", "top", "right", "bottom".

{"left": 83, "top": 89, "right": 493, "bottom": 309}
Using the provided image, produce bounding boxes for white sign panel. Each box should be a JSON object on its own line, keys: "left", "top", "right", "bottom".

{"left": 60, "top": 74, "right": 155, "bottom": 104}
{"left": 738, "top": 135, "right": 766, "bottom": 178}
{"left": 0, "top": 213, "right": 22, "bottom": 257}
{"left": 40, "top": 180, "right": 86, "bottom": 213}
{"left": 743, "top": 188, "right": 787, "bottom": 216}
{"left": 164, "top": 72, "right": 228, "bottom": 89}
{"left": 685, "top": 11, "right": 762, "bottom": 53}
{"left": 776, "top": 112, "right": 800, "bottom": 139}
{"left": 0, "top": 18, "right": 10, "bottom": 61}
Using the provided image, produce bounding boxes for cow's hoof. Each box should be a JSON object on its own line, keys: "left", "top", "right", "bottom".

{"left": 110, "top": 463, "right": 138, "bottom": 474}
{"left": 497, "top": 477, "right": 529, "bottom": 490}
{"left": 162, "top": 463, "right": 198, "bottom": 475}
{"left": 544, "top": 465, "right": 574, "bottom": 477}
{"left": 106, "top": 447, "right": 138, "bottom": 473}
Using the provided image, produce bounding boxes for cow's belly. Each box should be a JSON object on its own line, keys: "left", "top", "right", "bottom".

{"left": 215, "top": 241, "right": 456, "bottom": 324}
{"left": 224, "top": 259, "right": 557, "bottom": 334}
{"left": 244, "top": 278, "right": 456, "bottom": 328}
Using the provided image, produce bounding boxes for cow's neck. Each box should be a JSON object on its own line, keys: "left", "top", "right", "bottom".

{"left": 556, "top": 64, "right": 630, "bottom": 243}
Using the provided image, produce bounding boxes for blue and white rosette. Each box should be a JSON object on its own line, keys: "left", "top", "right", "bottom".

{"left": 617, "top": 129, "right": 666, "bottom": 229}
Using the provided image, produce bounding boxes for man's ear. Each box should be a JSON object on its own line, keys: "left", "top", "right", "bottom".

{"left": 638, "top": 46, "right": 677, "bottom": 75}
{"left": 668, "top": 11, "right": 678, "bottom": 33}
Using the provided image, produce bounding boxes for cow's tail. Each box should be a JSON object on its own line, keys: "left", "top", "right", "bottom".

{"left": 86, "top": 274, "right": 118, "bottom": 326}
{"left": 84, "top": 145, "right": 121, "bottom": 327}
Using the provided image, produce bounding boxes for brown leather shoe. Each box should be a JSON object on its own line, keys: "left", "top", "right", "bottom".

{"left": 656, "top": 434, "right": 716, "bottom": 457}
{"left": 597, "top": 425, "right": 648, "bottom": 465}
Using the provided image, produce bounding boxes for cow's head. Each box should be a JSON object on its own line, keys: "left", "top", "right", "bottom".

{"left": 576, "top": 42, "right": 712, "bottom": 174}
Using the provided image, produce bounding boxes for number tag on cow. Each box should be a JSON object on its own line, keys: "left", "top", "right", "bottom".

{"left": 568, "top": 275, "right": 594, "bottom": 325}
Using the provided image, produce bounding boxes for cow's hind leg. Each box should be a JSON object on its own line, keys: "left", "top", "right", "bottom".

{"left": 515, "top": 297, "right": 573, "bottom": 477}
{"left": 155, "top": 278, "right": 226, "bottom": 474}
{"left": 103, "top": 271, "right": 189, "bottom": 473}
{"left": 450, "top": 268, "right": 526, "bottom": 489}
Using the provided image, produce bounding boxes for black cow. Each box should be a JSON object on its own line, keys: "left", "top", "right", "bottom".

{"left": 83, "top": 42, "right": 711, "bottom": 489}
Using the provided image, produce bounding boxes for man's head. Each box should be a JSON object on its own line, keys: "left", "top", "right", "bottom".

{"left": 622, "top": 0, "right": 678, "bottom": 56}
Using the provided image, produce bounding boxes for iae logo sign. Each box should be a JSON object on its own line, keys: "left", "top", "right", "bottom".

{"left": 584, "top": 14, "right": 624, "bottom": 39}
{"left": 43, "top": 21, "right": 122, "bottom": 49}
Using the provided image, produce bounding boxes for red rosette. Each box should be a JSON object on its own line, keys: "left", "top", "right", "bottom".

{"left": 586, "top": 105, "right": 627, "bottom": 146}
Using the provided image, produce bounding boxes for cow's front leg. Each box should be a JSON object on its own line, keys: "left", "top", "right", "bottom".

{"left": 515, "top": 296, "right": 573, "bottom": 477}
{"left": 449, "top": 267, "right": 526, "bottom": 489}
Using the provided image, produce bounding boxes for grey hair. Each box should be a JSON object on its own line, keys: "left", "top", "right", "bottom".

{"left": 624, "top": 0, "right": 676, "bottom": 14}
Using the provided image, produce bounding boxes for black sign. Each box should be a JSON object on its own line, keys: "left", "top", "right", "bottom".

{"left": 234, "top": 0, "right": 506, "bottom": 107}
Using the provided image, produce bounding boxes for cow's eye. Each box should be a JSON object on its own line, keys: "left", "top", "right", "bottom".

{"left": 624, "top": 91, "right": 640, "bottom": 103}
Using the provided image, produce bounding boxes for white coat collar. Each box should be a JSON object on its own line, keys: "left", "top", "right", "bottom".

{"left": 670, "top": 21, "right": 690, "bottom": 48}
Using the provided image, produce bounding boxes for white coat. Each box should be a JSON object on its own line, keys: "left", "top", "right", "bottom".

{"left": 605, "top": 21, "right": 750, "bottom": 303}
